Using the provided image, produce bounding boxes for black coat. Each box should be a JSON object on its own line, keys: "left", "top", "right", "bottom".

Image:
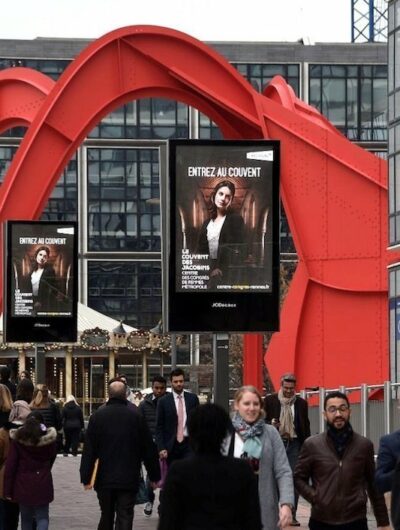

{"left": 156, "top": 392, "right": 199, "bottom": 453}
{"left": 264, "top": 393, "right": 311, "bottom": 444}
{"left": 392, "top": 457, "right": 400, "bottom": 530}
{"left": 31, "top": 402, "right": 62, "bottom": 432}
{"left": 138, "top": 393, "right": 158, "bottom": 437}
{"left": 158, "top": 454, "right": 262, "bottom": 530}
{"left": 198, "top": 213, "right": 245, "bottom": 274}
{"left": 80, "top": 397, "right": 160, "bottom": 491}
{"left": 62, "top": 402, "right": 84, "bottom": 431}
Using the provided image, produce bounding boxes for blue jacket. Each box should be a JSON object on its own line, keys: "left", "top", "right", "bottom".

{"left": 375, "top": 429, "right": 400, "bottom": 493}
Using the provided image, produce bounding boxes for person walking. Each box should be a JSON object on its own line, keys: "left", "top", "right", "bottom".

{"left": 4, "top": 411, "right": 57, "bottom": 530}
{"left": 62, "top": 395, "right": 84, "bottom": 456}
{"left": 80, "top": 380, "right": 160, "bottom": 530}
{"left": 159, "top": 403, "right": 262, "bottom": 530}
{"left": 0, "top": 400, "right": 31, "bottom": 530}
{"left": 0, "top": 367, "right": 16, "bottom": 401}
{"left": 294, "top": 391, "right": 390, "bottom": 530}
{"left": 0, "top": 385, "right": 13, "bottom": 429}
{"left": 156, "top": 368, "right": 199, "bottom": 467}
{"left": 30, "top": 385, "right": 62, "bottom": 432}
{"left": 227, "top": 385, "right": 294, "bottom": 530}
{"left": 138, "top": 375, "right": 167, "bottom": 517}
{"left": 264, "top": 372, "right": 310, "bottom": 526}
{"left": 16, "top": 379, "right": 34, "bottom": 405}
{"left": 375, "top": 401, "right": 400, "bottom": 528}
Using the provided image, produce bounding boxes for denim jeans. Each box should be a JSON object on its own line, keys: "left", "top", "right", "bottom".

{"left": 20, "top": 504, "right": 49, "bottom": 530}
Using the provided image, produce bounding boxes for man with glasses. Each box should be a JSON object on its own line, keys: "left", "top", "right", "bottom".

{"left": 294, "top": 391, "right": 390, "bottom": 530}
{"left": 264, "top": 372, "right": 310, "bottom": 526}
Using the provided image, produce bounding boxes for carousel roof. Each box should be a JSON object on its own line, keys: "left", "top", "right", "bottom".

{"left": 0, "top": 302, "right": 137, "bottom": 336}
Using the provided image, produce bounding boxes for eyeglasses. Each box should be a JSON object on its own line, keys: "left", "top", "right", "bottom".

{"left": 326, "top": 405, "right": 349, "bottom": 414}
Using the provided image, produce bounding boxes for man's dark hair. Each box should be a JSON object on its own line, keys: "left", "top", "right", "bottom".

{"left": 170, "top": 368, "right": 185, "bottom": 380}
{"left": 324, "top": 391, "right": 350, "bottom": 410}
{"left": 108, "top": 381, "right": 127, "bottom": 400}
{"left": 0, "top": 367, "right": 11, "bottom": 381}
{"left": 152, "top": 375, "right": 167, "bottom": 386}
{"left": 188, "top": 404, "right": 231, "bottom": 454}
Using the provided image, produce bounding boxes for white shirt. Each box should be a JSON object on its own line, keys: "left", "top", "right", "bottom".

{"left": 31, "top": 269, "right": 44, "bottom": 296}
{"left": 206, "top": 216, "right": 226, "bottom": 259}
{"left": 173, "top": 391, "right": 188, "bottom": 437}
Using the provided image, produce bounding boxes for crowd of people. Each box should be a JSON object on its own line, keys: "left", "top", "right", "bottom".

{"left": 0, "top": 366, "right": 399, "bottom": 529}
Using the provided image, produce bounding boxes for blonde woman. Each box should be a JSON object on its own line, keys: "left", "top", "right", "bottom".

{"left": 0, "top": 386, "right": 13, "bottom": 429}
{"left": 62, "top": 395, "right": 84, "bottom": 456}
{"left": 227, "top": 385, "right": 294, "bottom": 530}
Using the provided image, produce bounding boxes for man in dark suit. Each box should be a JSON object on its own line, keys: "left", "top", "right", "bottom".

{"left": 155, "top": 368, "right": 199, "bottom": 466}
{"left": 376, "top": 425, "right": 400, "bottom": 529}
{"left": 80, "top": 380, "right": 160, "bottom": 530}
{"left": 264, "top": 372, "right": 310, "bottom": 526}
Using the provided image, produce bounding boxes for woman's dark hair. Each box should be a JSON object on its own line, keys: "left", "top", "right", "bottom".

{"left": 188, "top": 403, "right": 232, "bottom": 454}
{"left": 14, "top": 411, "right": 46, "bottom": 445}
{"left": 209, "top": 180, "right": 236, "bottom": 219}
{"left": 16, "top": 378, "right": 34, "bottom": 403}
{"left": 32, "top": 246, "right": 50, "bottom": 271}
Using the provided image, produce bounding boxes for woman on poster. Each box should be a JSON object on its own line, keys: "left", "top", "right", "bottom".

{"left": 25, "top": 246, "right": 60, "bottom": 314}
{"left": 197, "top": 180, "right": 246, "bottom": 288}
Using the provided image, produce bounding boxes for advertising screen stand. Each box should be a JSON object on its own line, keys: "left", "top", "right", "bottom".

{"left": 171, "top": 333, "right": 177, "bottom": 370}
{"left": 35, "top": 343, "right": 46, "bottom": 384}
{"left": 213, "top": 333, "right": 229, "bottom": 412}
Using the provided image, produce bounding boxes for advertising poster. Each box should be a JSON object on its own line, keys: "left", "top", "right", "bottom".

{"left": 4, "top": 221, "right": 78, "bottom": 342}
{"left": 165, "top": 140, "right": 280, "bottom": 333}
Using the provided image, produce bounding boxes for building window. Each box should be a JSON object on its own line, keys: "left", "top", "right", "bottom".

{"left": 88, "top": 98, "right": 189, "bottom": 139}
{"left": 0, "top": 145, "right": 78, "bottom": 221}
{"left": 87, "top": 261, "right": 161, "bottom": 328}
{"left": 87, "top": 147, "right": 160, "bottom": 251}
{"left": 309, "top": 64, "right": 387, "bottom": 141}
{"left": 389, "top": 268, "right": 400, "bottom": 384}
{"left": 199, "top": 63, "right": 300, "bottom": 139}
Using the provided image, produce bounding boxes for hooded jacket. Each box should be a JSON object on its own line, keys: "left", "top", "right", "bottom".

{"left": 4, "top": 427, "right": 57, "bottom": 505}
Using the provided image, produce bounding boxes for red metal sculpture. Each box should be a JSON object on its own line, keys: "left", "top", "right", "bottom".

{"left": 0, "top": 26, "right": 395, "bottom": 390}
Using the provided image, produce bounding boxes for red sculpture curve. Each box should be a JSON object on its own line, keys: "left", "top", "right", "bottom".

{"left": 0, "top": 68, "right": 54, "bottom": 132}
{"left": 0, "top": 25, "right": 395, "bottom": 389}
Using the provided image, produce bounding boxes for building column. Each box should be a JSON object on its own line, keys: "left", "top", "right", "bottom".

{"left": 18, "top": 347, "right": 25, "bottom": 375}
{"left": 65, "top": 346, "right": 73, "bottom": 397}
{"left": 109, "top": 349, "right": 116, "bottom": 379}
{"left": 142, "top": 351, "right": 148, "bottom": 389}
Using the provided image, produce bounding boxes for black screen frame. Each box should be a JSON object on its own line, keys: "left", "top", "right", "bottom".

{"left": 3, "top": 220, "right": 78, "bottom": 343}
{"left": 164, "top": 139, "right": 280, "bottom": 333}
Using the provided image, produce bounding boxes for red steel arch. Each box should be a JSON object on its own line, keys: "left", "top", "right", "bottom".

{"left": 0, "top": 68, "right": 53, "bottom": 132}
{"left": 0, "top": 25, "right": 396, "bottom": 390}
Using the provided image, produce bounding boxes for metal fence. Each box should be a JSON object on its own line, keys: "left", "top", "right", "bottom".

{"left": 301, "top": 382, "right": 400, "bottom": 450}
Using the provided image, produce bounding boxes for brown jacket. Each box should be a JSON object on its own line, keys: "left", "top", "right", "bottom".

{"left": 294, "top": 431, "right": 389, "bottom": 526}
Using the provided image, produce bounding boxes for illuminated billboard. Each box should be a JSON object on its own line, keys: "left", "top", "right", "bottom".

{"left": 164, "top": 140, "right": 280, "bottom": 333}
{"left": 4, "top": 221, "right": 78, "bottom": 342}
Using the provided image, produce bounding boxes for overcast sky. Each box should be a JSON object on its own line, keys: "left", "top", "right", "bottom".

{"left": 3, "top": 0, "right": 351, "bottom": 42}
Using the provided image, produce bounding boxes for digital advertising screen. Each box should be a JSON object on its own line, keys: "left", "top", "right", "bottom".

{"left": 4, "top": 221, "right": 78, "bottom": 342}
{"left": 164, "top": 140, "right": 280, "bottom": 333}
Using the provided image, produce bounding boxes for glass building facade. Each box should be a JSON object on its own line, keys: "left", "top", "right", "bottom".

{"left": 389, "top": 0, "right": 400, "bottom": 384}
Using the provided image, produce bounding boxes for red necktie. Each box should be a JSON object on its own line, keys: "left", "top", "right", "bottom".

{"left": 177, "top": 395, "right": 184, "bottom": 442}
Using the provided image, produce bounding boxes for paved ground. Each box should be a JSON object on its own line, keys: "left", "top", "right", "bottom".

{"left": 24, "top": 455, "right": 380, "bottom": 529}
